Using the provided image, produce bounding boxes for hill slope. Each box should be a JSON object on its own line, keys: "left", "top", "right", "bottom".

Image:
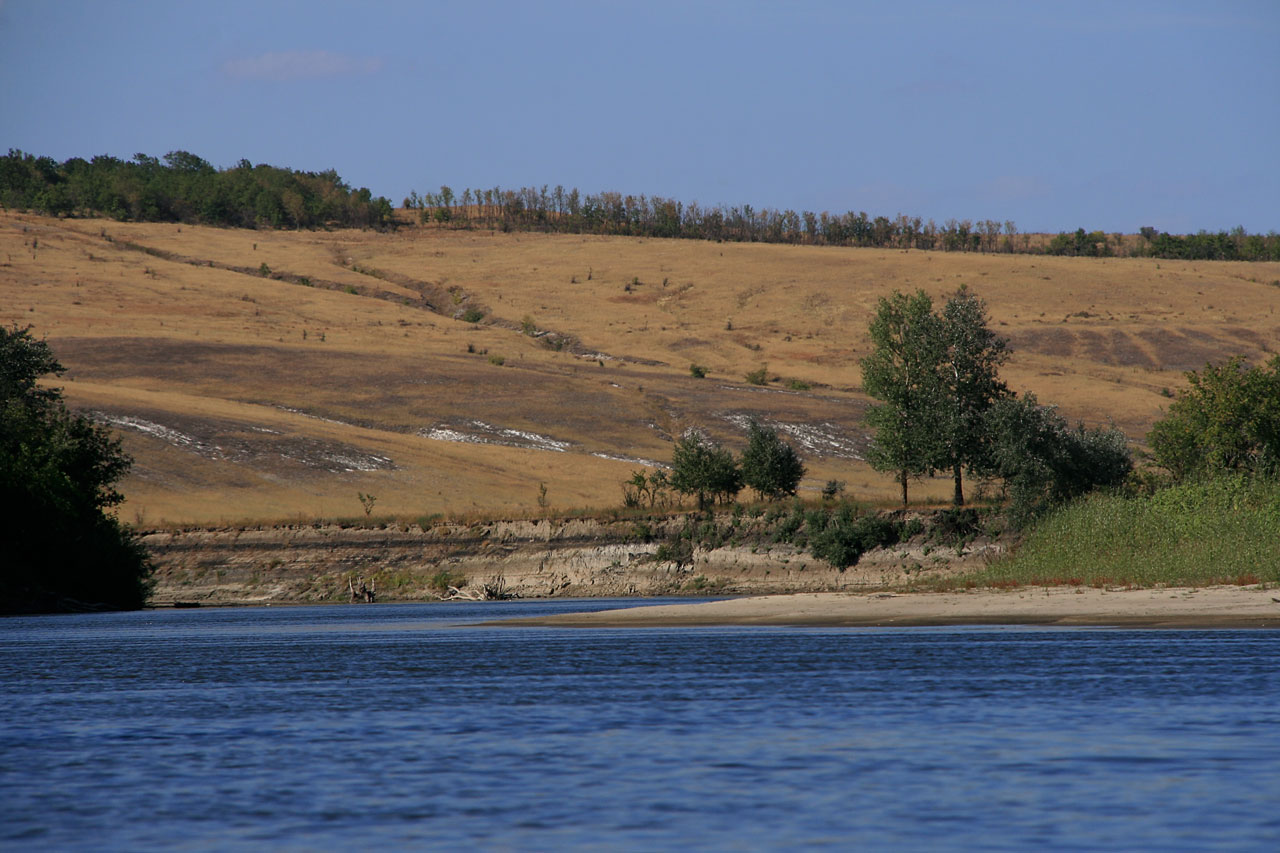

{"left": 5, "top": 211, "right": 1278, "bottom": 524}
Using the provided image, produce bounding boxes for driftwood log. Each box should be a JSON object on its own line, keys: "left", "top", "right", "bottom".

{"left": 348, "top": 577, "right": 376, "bottom": 603}
{"left": 436, "top": 576, "right": 512, "bottom": 601}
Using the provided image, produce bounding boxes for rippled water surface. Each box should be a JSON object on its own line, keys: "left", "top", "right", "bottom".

{"left": 3, "top": 601, "right": 1279, "bottom": 850}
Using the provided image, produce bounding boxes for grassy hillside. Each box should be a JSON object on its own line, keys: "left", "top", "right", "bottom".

{"left": 4, "top": 210, "right": 1279, "bottom": 525}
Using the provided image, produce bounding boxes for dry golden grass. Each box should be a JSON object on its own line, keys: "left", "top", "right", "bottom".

{"left": 4, "top": 210, "right": 1278, "bottom": 525}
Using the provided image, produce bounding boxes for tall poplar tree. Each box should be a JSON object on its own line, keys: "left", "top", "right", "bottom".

{"left": 937, "top": 287, "right": 1010, "bottom": 505}
{"left": 860, "top": 291, "right": 946, "bottom": 505}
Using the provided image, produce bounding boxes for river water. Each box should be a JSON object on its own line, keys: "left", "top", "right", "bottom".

{"left": 2, "top": 600, "right": 1278, "bottom": 850}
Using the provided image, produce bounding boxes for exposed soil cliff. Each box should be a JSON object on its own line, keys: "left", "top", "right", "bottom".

{"left": 145, "top": 511, "right": 1010, "bottom": 606}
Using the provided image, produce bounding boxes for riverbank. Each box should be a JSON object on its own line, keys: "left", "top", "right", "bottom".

{"left": 493, "top": 586, "right": 1280, "bottom": 629}
{"left": 143, "top": 510, "right": 1009, "bottom": 606}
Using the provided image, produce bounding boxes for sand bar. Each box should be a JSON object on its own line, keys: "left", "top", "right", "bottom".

{"left": 496, "top": 587, "right": 1280, "bottom": 629}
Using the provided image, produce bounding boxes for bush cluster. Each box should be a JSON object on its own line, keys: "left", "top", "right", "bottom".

{"left": 660, "top": 422, "right": 805, "bottom": 510}
{"left": 807, "top": 505, "right": 904, "bottom": 569}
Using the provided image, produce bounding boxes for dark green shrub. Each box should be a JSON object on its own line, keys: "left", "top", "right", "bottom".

{"left": 986, "top": 393, "right": 1132, "bottom": 527}
{"left": 740, "top": 420, "right": 805, "bottom": 500}
{"left": 808, "top": 505, "right": 903, "bottom": 568}
{"left": 770, "top": 501, "right": 807, "bottom": 544}
{"left": 930, "top": 507, "right": 982, "bottom": 545}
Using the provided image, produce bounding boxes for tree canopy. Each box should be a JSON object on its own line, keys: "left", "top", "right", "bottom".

{"left": 985, "top": 394, "right": 1132, "bottom": 527}
{"left": 1, "top": 326, "right": 152, "bottom": 613}
{"left": 740, "top": 420, "right": 806, "bottom": 501}
{"left": 1149, "top": 356, "right": 1280, "bottom": 481}
{"left": 936, "top": 288, "right": 1010, "bottom": 505}
{"left": 860, "top": 290, "right": 946, "bottom": 505}
{"left": 862, "top": 288, "right": 1009, "bottom": 505}
{"left": 669, "top": 433, "right": 742, "bottom": 510}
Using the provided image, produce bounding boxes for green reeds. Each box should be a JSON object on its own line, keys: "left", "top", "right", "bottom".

{"left": 962, "top": 475, "right": 1280, "bottom": 589}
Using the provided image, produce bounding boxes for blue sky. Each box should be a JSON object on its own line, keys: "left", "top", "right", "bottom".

{"left": 2, "top": 0, "right": 1277, "bottom": 233}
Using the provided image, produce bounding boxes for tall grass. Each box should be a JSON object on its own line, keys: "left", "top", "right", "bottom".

{"left": 962, "top": 476, "right": 1280, "bottom": 588}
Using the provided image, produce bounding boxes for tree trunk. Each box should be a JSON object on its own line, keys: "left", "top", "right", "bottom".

{"left": 952, "top": 461, "right": 965, "bottom": 506}
{"left": 899, "top": 470, "right": 908, "bottom": 506}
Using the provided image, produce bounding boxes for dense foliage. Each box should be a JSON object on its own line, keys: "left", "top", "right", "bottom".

{"left": 668, "top": 433, "right": 743, "bottom": 510}
{"left": 1148, "top": 356, "right": 1280, "bottom": 481}
{"left": 740, "top": 421, "right": 806, "bottom": 501}
{"left": 1, "top": 326, "right": 152, "bottom": 612}
{"left": 985, "top": 395, "right": 1132, "bottom": 528}
{"left": 659, "top": 422, "right": 808, "bottom": 510}
{"left": 407, "top": 184, "right": 1279, "bottom": 259}
{"left": 862, "top": 288, "right": 1134, "bottom": 515}
{"left": 936, "top": 290, "right": 1011, "bottom": 505}
{"left": 861, "top": 288, "right": 1010, "bottom": 505}
{"left": 807, "top": 504, "right": 905, "bottom": 569}
{"left": 0, "top": 149, "right": 395, "bottom": 229}
{"left": 861, "top": 290, "right": 945, "bottom": 505}
{"left": 962, "top": 355, "right": 1280, "bottom": 589}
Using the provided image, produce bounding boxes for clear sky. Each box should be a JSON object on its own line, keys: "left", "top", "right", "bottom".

{"left": 2, "top": 0, "right": 1277, "bottom": 233}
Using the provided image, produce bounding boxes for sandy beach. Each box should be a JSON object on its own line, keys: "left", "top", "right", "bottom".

{"left": 497, "top": 586, "right": 1280, "bottom": 629}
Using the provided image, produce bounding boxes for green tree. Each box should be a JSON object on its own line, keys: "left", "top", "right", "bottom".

{"left": 740, "top": 420, "right": 805, "bottom": 500}
{"left": 669, "top": 433, "right": 741, "bottom": 509}
{"left": 1148, "top": 356, "right": 1280, "bottom": 481}
{"left": 985, "top": 393, "right": 1132, "bottom": 527}
{"left": 860, "top": 290, "right": 945, "bottom": 505}
{"left": 1, "top": 326, "right": 153, "bottom": 613}
{"left": 937, "top": 288, "right": 1010, "bottom": 505}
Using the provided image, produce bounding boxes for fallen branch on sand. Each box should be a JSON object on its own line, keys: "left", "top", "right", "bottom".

{"left": 436, "top": 576, "right": 513, "bottom": 601}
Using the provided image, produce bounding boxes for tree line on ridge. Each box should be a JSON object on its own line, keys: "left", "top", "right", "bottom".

{"left": 408, "top": 184, "right": 1280, "bottom": 261}
{"left": 0, "top": 149, "right": 395, "bottom": 229}
{"left": 2, "top": 149, "right": 1273, "bottom": 260}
